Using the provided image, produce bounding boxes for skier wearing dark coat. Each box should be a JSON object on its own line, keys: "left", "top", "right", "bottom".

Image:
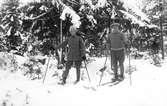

{"left": 55, "top": 26, "right": 86, "bottom": 85}
{"left": 107, "top": 23, "right": 127, "bottom": 81}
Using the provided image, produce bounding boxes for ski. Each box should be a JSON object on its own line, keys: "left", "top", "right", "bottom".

{"left": 108, "top": 80, "right": 123, "bottom": 87}
{"left": 99, "top": 79, "right": 124, "bottom": 87}
{"left": 82, "top": 85, "right": 97, "bottom": 91}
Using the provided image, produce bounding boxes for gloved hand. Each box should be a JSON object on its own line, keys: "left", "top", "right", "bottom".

{"left": 82, "top": 55, "right": 86, "bottom": 60}
{"left": 125, "top": 43, "right": 131, "bottom": 49}
{"left": 50, "top": 46, "right": 55, "bottom": 50}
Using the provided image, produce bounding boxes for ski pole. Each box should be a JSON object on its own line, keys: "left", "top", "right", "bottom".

{"left": 128, "top": 47, "right": 132, "bottom": 86}
{"left": 127, "top": 30, "right": 132, "bottom": 86}
{"left": 99, "top": 56, "right": 107, "bottom": 86}
{"left": 42, "top": 51, "right": 51, "bottom": 84}
{"left": 84, "top": 60, "right": 91, "bottom": 82}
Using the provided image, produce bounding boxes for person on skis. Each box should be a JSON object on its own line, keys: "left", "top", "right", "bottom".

{"left": 55, "top": 26, "right": 86, "bottom": 85}
{"left": 107, "top": 23, "right": 127, "bottom": 82}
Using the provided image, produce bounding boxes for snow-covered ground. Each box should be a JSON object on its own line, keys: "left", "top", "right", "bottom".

{"left": 0, "top": 56, "right": 167, "bottom": 106}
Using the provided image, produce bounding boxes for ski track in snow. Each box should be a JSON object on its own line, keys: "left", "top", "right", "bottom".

{"left": 0, "top": 57, "right": 167, "bottom": 106}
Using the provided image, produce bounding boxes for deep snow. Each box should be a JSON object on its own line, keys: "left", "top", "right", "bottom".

{"left": 0, "top": 56, "right": 167, "bottom": 106}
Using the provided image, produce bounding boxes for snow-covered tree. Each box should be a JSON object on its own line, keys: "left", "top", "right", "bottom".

{"left": 142, "top": 0, "right": 167, "bottom": 33}
{"left": 0, "top": 0, "right": 22, "bottom": 52}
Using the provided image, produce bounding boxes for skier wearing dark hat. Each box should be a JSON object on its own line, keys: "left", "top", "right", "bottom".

{"left": 107, "top": 23, "right": 127, "bottom": 82}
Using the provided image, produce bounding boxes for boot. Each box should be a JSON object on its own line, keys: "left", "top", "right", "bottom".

{"left": 118, "top": 74, "right": 124, "bottom": 81}
{"left": 111, "top": 74, "right": 118, "bottom": 82}
{"left": 74, "top": 69, "right": 80, "bottom": 84}
{"left": 58, "top": 79, "right": 66, "bottom": 85}
{"left": 74, "top": 80, "right": 79, "bottom": 84}
{"left": 60, "top": 69, "right": 69, "bottom": 85}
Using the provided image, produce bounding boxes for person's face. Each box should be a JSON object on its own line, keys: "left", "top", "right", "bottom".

{"left": 113, "top": 26, "right": 119, "bottom": 30}
{"left": 111, "top": 26, "right": 119, "bottom": 32}
{"left": 70, "top": 29, "right": 77, "bottom": 36}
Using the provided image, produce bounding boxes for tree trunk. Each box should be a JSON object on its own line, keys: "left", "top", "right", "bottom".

{"left": 160, "top": 0, "right": 164, "bottom": 59}
{"left": 59, "top": 20, "right": 63, "bottom": 65}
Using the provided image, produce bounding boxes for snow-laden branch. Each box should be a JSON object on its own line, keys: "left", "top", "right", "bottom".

{"left": 144, "top": 0, "right": 159, "bottom": 11}
{"left": 19, "top": 0, "right": 41, "bottom": 7}
{"left": 20, "top": 0, "right": 81, "bottom": 28}
{"left": 0, "top": 0, "right": 5, "bottom": 10}
{"left": 95, "top": 0, "right": 108, "bottom": 9}
{"left": 80, "top": 0, "right": 95, "bottom": 10}
{"left": 120, "top": 0, "right": 150, "bottom": 22}
{"left": 120, "top": 10, "right": 158, "bottom": 28}
{"left": 120, "top": 10, "right": 146, "bottom": 27}
{"left": 80, "top": 0, "right": 108, "bottom": 9}
{"left": 86, "top": 14, "right": 97, "bottom": 26}
{"left": 53, "top": 0, "right": 81, "bottom": 28}
{"left": 60, "top": 5, "right": 81, "bottom": 28}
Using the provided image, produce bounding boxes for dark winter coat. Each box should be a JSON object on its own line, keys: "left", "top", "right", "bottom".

{"left": 56, "top": 35, "right": 85, "bottom": 61}
{"left": 107, "top": 31, "right": 126, "bottom": 50}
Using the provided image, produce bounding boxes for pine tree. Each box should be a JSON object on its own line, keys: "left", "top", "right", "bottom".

{"left": 0, "top": 0, "right": 22, "bottom": 51}
{"left": 21, "top": 1, "right": 61, "bottom": 55}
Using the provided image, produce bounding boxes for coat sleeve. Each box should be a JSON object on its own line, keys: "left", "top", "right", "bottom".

{"left": 79, "top": 37, "right": 85, "bottom": 57}
{"left": 55, "top": 39, "right": 68, "bottom": 50}
{"left": 122, "top": 34, "right": 126, "bottom": 44}
{"left": 122, "top": 33, "right": 130, "bottom": 47}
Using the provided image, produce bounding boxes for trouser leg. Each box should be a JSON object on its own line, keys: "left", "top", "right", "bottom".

{"left": 111, "top": 51, "right": 118, "bottom": 79}
{"left": 110, "top": 56, "right": 114, "bottom": 70}
{"left": 113, "top": 60, "right": 118, "bottom": 79}
{"left": 118, "top": 49, "right": 125, "bottom": 79}
{"left": 119, "top": 62, "right": 124, "bottom": 78}
{"left": 62, "top": 61, "right": 73, "bottom": 83}
{"left": 62, "top": 69, "right": 69, "bottom": 83}
{"left": 75, "top": 61, "right": 82, "bottom": 82}
{"left": 76, "top": 68, "right": 80, "bottom": 81}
